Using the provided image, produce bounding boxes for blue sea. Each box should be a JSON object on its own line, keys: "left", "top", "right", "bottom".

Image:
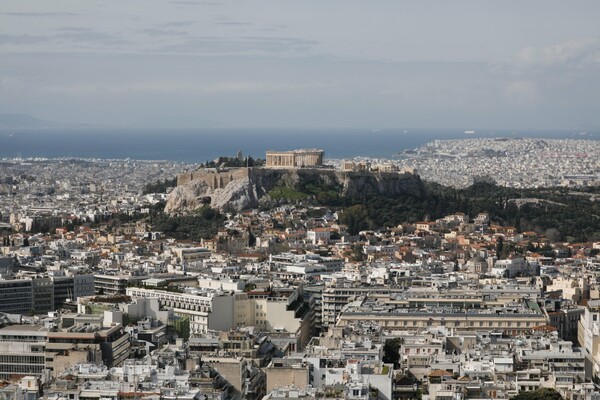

{"left": 0, "top": 128, "right": 596, "bottom": 163}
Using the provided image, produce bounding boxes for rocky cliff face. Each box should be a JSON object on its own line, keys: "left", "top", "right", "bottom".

{"left": 165, "top": 176, "right": 257, "bottom": 214}
{"left": 165, "top": 168, "right": 425, "bottom": 214}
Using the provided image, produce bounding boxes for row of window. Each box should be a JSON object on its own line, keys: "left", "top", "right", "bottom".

{"left": 345, "top": 319, "right": 543, "bottom": 328}
{"left": 0, "top": 355, "right": 44, "bottom": 365}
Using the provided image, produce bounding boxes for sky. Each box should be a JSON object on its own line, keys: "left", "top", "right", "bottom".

{"left": 1, "top": 1, "right": 600, "bottom": 130}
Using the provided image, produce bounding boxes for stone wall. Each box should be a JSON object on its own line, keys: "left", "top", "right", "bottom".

{"left": 177, "top": 168, "right": 250, "bottom": 189}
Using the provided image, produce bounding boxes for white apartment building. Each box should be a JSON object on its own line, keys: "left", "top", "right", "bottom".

{"left": 491, "top": 258, "right": 538, "bottom": 278}
{"left": 197, "top": 276, "right": 245, "bottom": 292}
{"left": 306, "top": 228, "right": 331, "bottom": 245}
{"left": 126, "top": 287, "right": 235, "bottom": 334}
{"left": 578, "top": 300, "right": 600, "bottom": 380}
{"left": 127, "top": 286, "right": 313, "bottom": 349}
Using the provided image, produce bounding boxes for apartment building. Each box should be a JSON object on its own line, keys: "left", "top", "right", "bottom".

{"left": 127, "top": 286, "right": 315, "bottom": 350}
{"left": 0, "top": 325, "right": 47, "bottom": 380}
{"left": 577, "top": 299, "right": 600, "bottom": 380}
{"left": 337, "top": 299, "right": 547, "bottom": 335}
{"left": 126, "top": 286, "right": 235, "bottom": 334}
{"left": 45, "top": 313, "right": 130, "bottom": 377}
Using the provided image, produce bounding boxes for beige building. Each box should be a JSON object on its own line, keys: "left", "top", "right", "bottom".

{"left": 265, "top": 149, "right": 324, "bottom": 168}
{"left": 335, "top": 294, "right": 547, "bottom": 336}
{"left": 265, "top": 359, "right": 310, "bottom": 393}
{"left": 337, "top": 309, "right": 547, "bottom": 335}
{"left": 342, "top": 160, "right": 370, "bottom": 172}
{"left": 203, "top": 356, "right": 265, "bottom": 400}
{"left": 234, "top": 289, "right": 314, "bottom": 351}
{"left": 547, "top": 276, "right": 588, "bottom": 304}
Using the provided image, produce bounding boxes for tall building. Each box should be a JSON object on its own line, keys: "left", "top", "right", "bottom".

{"left": 0, "top": 278, "right": 34, "bottom": 314}
{"left": 32, "top": 277, "right": 54, "bottom": 314}
{"left": 0, "top": 275, "right": 95, "bottom": 315}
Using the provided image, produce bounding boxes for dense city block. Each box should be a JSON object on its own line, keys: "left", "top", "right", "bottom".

{"left": 0, "top": 147, "right": 599, "bottom": 400}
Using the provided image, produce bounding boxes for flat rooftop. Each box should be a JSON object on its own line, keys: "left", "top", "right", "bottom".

{"left": 0, "top": 324, "right": 48, "bottom": 333}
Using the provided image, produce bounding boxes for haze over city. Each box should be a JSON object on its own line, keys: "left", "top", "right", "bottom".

{"left": 2, "top": 0, "right": 600, "bottom": 130}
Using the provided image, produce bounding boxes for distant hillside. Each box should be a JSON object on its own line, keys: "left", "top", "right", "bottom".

{"left": 0, "top": 113, "right": 101, "bottom": 129}
{"left": 0, "top": 113, "right": 63, "bottom": 129}
{"left": 356, "top": 181, "right": 600, "bottom": 242}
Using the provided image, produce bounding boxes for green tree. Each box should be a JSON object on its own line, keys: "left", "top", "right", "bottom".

{"left": 496, "top": 236, "right": 504, "bottom": 259}
{"left": 509, "top": 388, "right": 563, "bottom": 400}
{"left": 248, "top": 229, "right": 256, "bottom": 247}
{"left": 340, "top": 205, "right": 370, "bottom": 235}
{"left": 350, "top": 244, "right": 365, "bottom": 261}
{"left": 382, "top": 338, "right": 403, "bottom": 368}
{"left": 142, "top": 177, "right": 177, "bottom": 194}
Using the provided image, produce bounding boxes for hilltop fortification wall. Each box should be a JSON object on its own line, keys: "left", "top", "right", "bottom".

{"left": 177, "top": 168, "right": 250, "bottom": 189}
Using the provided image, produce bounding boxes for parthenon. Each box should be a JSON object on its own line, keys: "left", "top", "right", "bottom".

{"left": 265, "top": 149, "right": 324, "bottom": 168}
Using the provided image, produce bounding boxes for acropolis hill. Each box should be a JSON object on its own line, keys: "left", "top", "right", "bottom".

{"left": 165, "top": 150, "right": 423, "bottom": 214}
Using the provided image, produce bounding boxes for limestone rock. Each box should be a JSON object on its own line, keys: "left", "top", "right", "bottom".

{"left": 165, "top": 167, "right": 425, "bottom": 214}
{"left": 164, "top": 180, "right": 210, "bottom": 214}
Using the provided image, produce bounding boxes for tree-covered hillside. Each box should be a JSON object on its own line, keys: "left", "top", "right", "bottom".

{"left": 338, "top": 181, "right": 600, "bottom": 242}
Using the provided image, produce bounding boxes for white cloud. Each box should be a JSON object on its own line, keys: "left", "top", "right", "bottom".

{"left": 514, "top": 37, "right": 600, "bottom": 69}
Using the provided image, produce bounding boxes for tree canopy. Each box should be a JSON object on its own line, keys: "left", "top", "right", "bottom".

{"left": 510, "top": 388, "right": 563, "bottom": 400}
{"left": 382, "top": 338, "right": 403, "bottom": 368}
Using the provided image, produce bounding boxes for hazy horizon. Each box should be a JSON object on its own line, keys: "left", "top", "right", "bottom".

{"left": 1, "top": 115, "right": 598, "bottom": 134}
{"left": 2, "top": 1, "right": 600, "bottom": 131}
{"left": 0, "top": 127, "right": 595, "bottom": 163}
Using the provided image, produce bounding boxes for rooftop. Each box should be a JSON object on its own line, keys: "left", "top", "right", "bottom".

{"left": 0, "top": 324, "right": 48, "bottom": 333}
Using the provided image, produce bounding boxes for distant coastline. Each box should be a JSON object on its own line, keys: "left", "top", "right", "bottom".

{"left": 0, "top": 128, "right": 596, "bottom": 162}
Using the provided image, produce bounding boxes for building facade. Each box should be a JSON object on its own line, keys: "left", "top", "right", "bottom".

{"left": 0, "top": 275, "right": 93, "bottom": 314}
{"left": 265, "top": 149, "right": 324, "bottom": 168}
{"left": 0, "top": 325, "right": 47, "bottom": 380}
